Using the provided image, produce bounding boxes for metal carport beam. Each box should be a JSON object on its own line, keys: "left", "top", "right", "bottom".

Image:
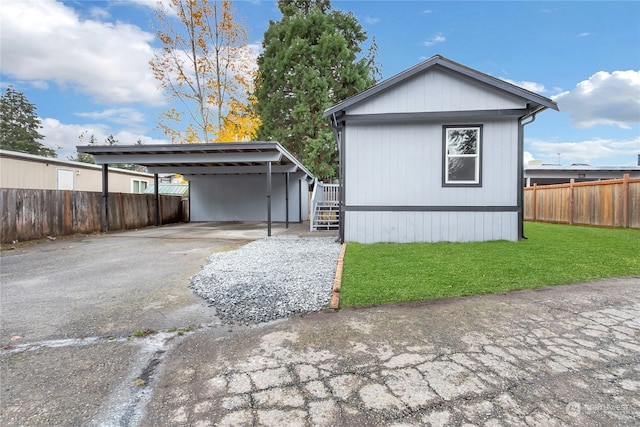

{"left": 91, "top": 152, "right": 282, "bottom": 165}
{"left": 285, "top": 172, "right": 289, "bottom": 228}
{"left": 101, "top": 164, "right": 109, "bottom": 232}
{"left": 267, "top": 162, "right": 272, "bottom": 236}
{"left": 147, "top": 165, "right": 298, "bottom": 174}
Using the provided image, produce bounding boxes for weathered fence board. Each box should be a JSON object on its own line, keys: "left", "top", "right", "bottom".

{"left": 1, "top": 189, "right": 184, "bottom": 243}
{"left": 524, "top": 175, "right": 639, "bottom": 229}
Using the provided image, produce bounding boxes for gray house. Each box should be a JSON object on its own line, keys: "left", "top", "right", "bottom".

{"left": 324, "top": 55, "right": 558, "bottom": 243}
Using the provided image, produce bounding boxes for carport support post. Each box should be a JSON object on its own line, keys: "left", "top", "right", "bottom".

{"left": 285, "top": 172, "right": 290, "bottom": 228}
{"left": 154, "top": 173, "right": 159, "bottom": 226}
{"left": 101, "top": 164, "right": 109, "bottom": 233}
{"left": 298, "top": 180, "right": 303, "bottom": 222}
{"left": 267, "top": 161, "right": 272, "bottom": 236}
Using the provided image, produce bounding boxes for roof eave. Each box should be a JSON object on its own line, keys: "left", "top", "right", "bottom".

{"left": 75, "top": 142, "right": 315, "bottom": 180}
{"left": 76, "top": 141, "right": 282, "bottom": 154}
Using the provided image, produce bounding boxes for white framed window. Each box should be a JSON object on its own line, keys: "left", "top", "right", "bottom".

{"left": 132, "top": 179, "right": 148, "bottom": 193}
{"left": 443, "top": 125, "right": 482, "bottom": 186}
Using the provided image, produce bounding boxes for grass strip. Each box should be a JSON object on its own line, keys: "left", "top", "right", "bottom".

{"left": 340, "top": 222, "right": 640, "bottom": 307}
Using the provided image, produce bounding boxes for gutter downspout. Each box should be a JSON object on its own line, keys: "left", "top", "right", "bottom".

{"left": 519, "top": 105, "right": 546, "bottom": 240}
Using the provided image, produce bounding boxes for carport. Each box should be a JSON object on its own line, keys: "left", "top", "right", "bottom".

{"left": 76, "top": 142, "right": 314, "bottom": 236}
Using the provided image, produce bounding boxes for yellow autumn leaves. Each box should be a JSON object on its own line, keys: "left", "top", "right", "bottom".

{"left": 150, "top": 0, "right": 261, "bottom": 144}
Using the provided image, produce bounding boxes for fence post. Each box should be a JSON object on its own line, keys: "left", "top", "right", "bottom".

{"left": 154, "top": 174, "right": 160, "bottom": 226}
{"left": 118, "top": 192, "right": 126, "bottom": 230}
{"left": 623, "top": 173, "right": 630, "bottom": 228}
{"left": 569, "top": 179, "right": 575, "bottom": 225}
{"left": 101, "top": 164, "right": 109, "bottom": 233}
{"left": 64, "top": 190, "right": 72, "bottom": 234}
{"left": 532, "top": 183, "right": 538, "bottom": 222}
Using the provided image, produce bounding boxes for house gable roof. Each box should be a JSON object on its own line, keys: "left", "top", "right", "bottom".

{"left": 323, "top": 54, "right": 558, "bottom": 118}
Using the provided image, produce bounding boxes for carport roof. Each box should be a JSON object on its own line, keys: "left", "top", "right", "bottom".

{"left": 76, "top": 142, "right": 314, "bottom": 179}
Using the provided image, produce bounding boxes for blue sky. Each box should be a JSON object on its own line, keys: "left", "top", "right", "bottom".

{"left": 1, "top": 0, "right": 639, "bottom": 166}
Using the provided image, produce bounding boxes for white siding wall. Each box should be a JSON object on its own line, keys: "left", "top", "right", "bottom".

{"left": 349, "top": 68, "right": 526, "bottom": 114}
{"left": 189, "top": 174, "right": 308, "bottom": 222}
{"left": 0, "top": 155, "right": 152, "bottom": 193}
{"left": 345, "top": 211, "right": 519, "bottom": 243}
{"left": 345, "top": 119, "right": 519, "bottom": 207}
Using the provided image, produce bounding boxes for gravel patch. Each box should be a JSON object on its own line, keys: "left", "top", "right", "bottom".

{"left": 190, "top": 235, "right": 341, "bottom": 324}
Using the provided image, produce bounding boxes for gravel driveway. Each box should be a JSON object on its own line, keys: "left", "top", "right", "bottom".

{"left": 190, "top": 235, "right": 341, "bottom": 324}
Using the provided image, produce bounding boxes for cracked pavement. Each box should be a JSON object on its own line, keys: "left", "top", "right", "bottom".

{"left": 142, "top": 278, "right": 640, "bottom": 427}
{"left": 1, "top": 223, "right": 639, "bottom": 426}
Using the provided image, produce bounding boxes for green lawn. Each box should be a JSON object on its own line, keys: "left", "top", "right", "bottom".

{"left": 340, "top": 222, "right": 640, "bottom": 307}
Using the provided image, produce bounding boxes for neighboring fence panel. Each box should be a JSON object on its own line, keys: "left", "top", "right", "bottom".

{"left": 1, "top": 189, "right": 184, "bottom": 243}
{"left": 524, "top": 175, "right": 640, "bottom": 229}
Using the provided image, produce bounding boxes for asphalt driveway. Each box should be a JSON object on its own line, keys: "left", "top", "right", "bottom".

{"left": 1, "top": 222, "right": 639, "bottom": 426}
{"left": 1, "top": 222, "right": 284, "bottom": 342}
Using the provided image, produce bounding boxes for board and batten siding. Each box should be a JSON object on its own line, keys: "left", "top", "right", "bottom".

{"left": 348, "top": 68, "right": 527, "bottom": 115}
{"left": 345, "top": 211, "right": 518, "bottom": 243}
{"left": 345, "top": 120, "right": 519, "bottom": 206}
{"left": 0, "top": 153, "right": 152, "bottom": 193}
{"left": 189, "top": 174, "right": 308, "bottom": 222}
{"left": 343, "top": 119, "right": 520, "bottom": 243}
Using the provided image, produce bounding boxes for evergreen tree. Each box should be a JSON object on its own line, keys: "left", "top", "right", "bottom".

{"left": 72, "top": 132, "right": 144, "bottom": 171}
{"left": 254, "top": 0, "right": 377, "bottom": 179}
{"left": 0, "top": 86, "right": 56, "bottom": 157}
{"left": 69, "top": 132, "right": 97, "bottom": 164}
{"left": 101, "top": 134, "right": 144, "bottom": 171}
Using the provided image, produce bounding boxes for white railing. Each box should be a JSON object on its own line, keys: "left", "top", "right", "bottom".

{"left": 323, "top": 183, "right": 340, "bottom": 204}
{"left": 309, "top": 179, "right": 320, "bottom": 231}
{"left": 309, "top": 180, "right": 340, "bottom": 231}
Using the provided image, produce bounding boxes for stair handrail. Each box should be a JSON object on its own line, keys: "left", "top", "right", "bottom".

{"left": 309, "top": 179, "right": 320, "bottom": 231}
{"left": 310, "top": 181, "right": 341, "bottom": 231}
{"left": 322, "top": 183, "right": 340, "bottom": 204}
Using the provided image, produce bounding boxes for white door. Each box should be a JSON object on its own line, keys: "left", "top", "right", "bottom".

{"left": 57, "top": 169, "right": 74, "bottom": 190}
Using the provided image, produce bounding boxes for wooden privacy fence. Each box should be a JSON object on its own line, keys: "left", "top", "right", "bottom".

{"left": 1, "top": 189, "right": 184, "bottom": 244}
{"left": 524, "top": 174, "right": 640, "bottom": 229}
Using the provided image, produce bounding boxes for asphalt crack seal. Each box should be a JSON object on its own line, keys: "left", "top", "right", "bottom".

{"left": 119, "top": 349, "right": 166, "bottom": 427}
{"left": 92, "top": 330, "right": 190, "bottom": 427}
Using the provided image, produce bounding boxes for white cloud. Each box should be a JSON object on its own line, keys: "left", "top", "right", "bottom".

{"left": 577, "top": 32, "right": 591, "bottom": 37}
{"left": 501, "top": 78, "right": 547, "bottom": 93}
{"left": 523, "top": 151, "right": 535, "bottom": 166}
{"left": 526, "top": 136, "right": 640, "bottom": 165}
{"left": 423, "top": 33, "right": 445, "bottom": 47}
{"left": 30, "top": 81, "right": 50, "bottom": 90}
{"left": 75, "top": 108, "right": 146, "bottom": 126}
{"left": 552, "top": 70, "right": 640, "bottom": 129}
{"left": 89, "top": 7, "right": 111, "bottom": 20}
{"left": 0, "top": 0, "right": 164, "bottom": 106}
{"left": 125, "top": 0, "right": 172, "bottom": 10}
{"left": 421, "top": 10, "right": 433, "bottom": 14}
{"left": 364, "top": 15, "right": 380, "bottom": 25}
{"left": 41, "top": 118, "right": 169, "bottom": 160}
{"left": 41, "top": 118, "right": 110, "bottom": 159}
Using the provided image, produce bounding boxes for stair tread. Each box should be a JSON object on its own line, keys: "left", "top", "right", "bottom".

{"left": 311, "top": 196, "right": 340, "bottom": 231}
